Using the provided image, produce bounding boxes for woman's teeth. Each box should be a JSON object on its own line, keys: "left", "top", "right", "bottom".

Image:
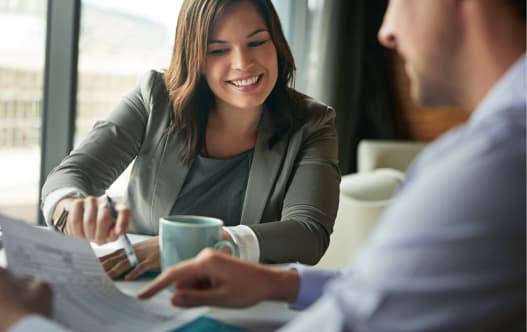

{"left": 231, "top": 75, "right": 259, "bottom": 87}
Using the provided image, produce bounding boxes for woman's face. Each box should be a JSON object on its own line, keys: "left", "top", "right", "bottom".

{"left": 204, "top": 1, "right": 278, "bottom": 113}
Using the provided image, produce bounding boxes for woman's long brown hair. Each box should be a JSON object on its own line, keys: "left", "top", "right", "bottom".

{"left": 164, "top": 0, "right": 304, "bottom": 166}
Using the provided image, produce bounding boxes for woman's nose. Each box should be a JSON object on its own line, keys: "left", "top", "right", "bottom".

{"left": 231, "top": 48, "right": 253, "bottom": 70}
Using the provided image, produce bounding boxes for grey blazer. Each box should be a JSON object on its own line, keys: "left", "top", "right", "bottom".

{"left": 42, "top": 70, "right": 340, "bottom": 264}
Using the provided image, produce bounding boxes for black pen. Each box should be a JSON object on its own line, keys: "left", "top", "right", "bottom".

{"left": 106, "top": 196, "right": 138, "bottom": 267}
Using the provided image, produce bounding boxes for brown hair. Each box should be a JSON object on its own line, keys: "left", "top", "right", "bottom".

{"left": 164, "top": 0, "right": 303, "bottom": 166}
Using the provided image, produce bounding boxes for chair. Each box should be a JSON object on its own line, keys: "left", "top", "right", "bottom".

{"left": 316, "top": 140, "right": 425, "bottom": 269}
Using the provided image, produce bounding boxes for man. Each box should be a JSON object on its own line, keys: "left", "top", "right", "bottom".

{"left": 3, "top": 0, "right": 525, "bottom": 331}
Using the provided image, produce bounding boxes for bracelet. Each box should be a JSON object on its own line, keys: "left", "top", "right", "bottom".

{"left": 52, "top": 208, "right": 69, "bottom": 233}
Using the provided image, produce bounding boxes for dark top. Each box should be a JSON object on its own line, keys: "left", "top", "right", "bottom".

{"left": 170, "top": 150, "right": 253, "bottom": 226}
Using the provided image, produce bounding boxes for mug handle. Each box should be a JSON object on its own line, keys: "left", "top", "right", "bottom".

{"left": 214, "top": 240, "right": 239, "bottom": 257}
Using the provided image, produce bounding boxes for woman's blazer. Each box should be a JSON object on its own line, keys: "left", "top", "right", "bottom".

{"left": 42, "top": 70, "right": 341, "bottom": 264}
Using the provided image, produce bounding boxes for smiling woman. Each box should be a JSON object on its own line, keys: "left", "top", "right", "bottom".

{"left": 42, "top": 0, "right": 340, "bottom": 280}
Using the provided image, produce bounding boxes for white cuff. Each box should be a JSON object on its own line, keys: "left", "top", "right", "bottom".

{"left": 42, "top": 187, "right": 86, "bottom": 226}
{"left": 8, "top": 315, "right": 71, "bottom": 332}
{"left": 224, "top": 225, "right": 260, "bottom": 262}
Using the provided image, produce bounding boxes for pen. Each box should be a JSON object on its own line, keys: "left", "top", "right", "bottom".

{"left": 106, "top": 196, "right": 138, "bottom": 268}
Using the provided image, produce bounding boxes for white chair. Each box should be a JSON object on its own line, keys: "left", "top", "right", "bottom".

{"left": 316, "top": 140, "right": 425, "bottom": 269}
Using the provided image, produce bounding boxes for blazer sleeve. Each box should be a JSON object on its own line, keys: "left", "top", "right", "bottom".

{"left": 251, "top": 105, "right": 341, "bottom": 265}
{"left": 41, "top": 71, "right": 158, "bottom": 201}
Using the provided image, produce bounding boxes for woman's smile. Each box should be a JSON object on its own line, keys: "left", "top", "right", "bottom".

{"left": 227, "top": 74, "right": 263, "bottom": 92}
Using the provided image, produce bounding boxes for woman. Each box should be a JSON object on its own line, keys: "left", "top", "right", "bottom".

{"left": 42, "top": 0, "right": 340, "bottom": 279}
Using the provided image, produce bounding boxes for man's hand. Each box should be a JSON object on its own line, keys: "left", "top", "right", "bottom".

{"left": 0, "top": 268, "right": 53, "bottom": 331}
{"left": 100, "top": 237, "right": 161, "bottom": 280}
{"left": 138, "top": 248, "right": 300, "bottom": 308}
{"left": 53, "top": 195, "right": 131, "bottom": 245}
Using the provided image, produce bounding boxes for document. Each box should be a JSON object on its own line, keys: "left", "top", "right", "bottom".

{"left": 0, "top": 216, "right": 206, "bottom": 332}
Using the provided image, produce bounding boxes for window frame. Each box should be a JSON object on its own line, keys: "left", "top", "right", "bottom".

{"left": 38, "top": 0, "right": 80, "bottom": 225}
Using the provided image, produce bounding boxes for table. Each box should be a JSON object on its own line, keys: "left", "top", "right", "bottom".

{"left": 95, "top": 234, "right": 298, "bottom": 331}
{"left": 114, "top": 278, "right": 295, "bottom": 331}
{"left": 0, "top": 231, "right": 298, "bottom": 331}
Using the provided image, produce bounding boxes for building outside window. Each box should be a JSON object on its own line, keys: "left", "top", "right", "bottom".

{"left": 0, "top": 0, "right": 47, "bottom": 223}
{"left": 75, "top": 0, "right": 181, "bottom": 201}
{"left": 0, "top": 0, "right": 182, "bottom": 223}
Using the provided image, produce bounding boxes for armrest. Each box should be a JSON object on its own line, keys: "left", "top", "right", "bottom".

{"left": 358, "top": 140, "right": 426, "bottom": 173}
{"left": 341, "top": 168, "right": 404, "bottom": 202}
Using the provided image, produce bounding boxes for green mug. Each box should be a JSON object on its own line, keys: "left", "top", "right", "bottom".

{"left": 159, "top": 215, "right": 239, "bottom": 271}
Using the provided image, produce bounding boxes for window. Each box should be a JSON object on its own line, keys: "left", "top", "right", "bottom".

{"left": 76, "top": 0, "right": 182, "bottom": 199}
{"left": 272, "top": 0, "right": 326, "bottom": 96}
{"left": 0, "top": 0, "right": 47, "bottom": 223}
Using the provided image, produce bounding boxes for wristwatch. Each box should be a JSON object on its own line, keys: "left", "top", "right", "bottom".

{"left": 51, "top": 192, "right": 83, "bottom": 233}
{"left": 52, "top": 208, "right": 69, "bottom": 233}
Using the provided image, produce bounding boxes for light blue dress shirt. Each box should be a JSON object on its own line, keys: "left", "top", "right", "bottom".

{"left": 283, "top": 54, "right": 526, "bottom": 331}
{"left": 9, "top": 55, "right": 526, "bottom": 332}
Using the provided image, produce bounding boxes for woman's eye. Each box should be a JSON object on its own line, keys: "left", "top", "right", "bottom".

{"left": 248, "top": 40, "right": 268, "bottom": 47}
{"left": 209, "top": 48, "right": 228, "bottom": 55}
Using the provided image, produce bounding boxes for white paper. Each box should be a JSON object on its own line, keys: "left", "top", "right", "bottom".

{"left": 91, "top": 233, "right": 153, "bottom": 258}
{"left": 0, "top": 216, "right": 206, "bottom": 332}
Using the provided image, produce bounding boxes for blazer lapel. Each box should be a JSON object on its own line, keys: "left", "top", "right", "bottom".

{"left": 150, "top": 131, "right": 190, "bottom": 232}
{"left": 241, "top": 111, "right": 288, "bottom": 225}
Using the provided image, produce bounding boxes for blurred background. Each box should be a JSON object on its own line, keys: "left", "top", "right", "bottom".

{"left": 0, "top": 0, "right": 468, "bottom": 224}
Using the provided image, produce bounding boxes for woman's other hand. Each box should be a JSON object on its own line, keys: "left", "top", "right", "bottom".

{"left": 100, "top": 237, "right": 160, "bottom": 281}
{"left": 219, "top": 228, "right": 237, "bottom": 255}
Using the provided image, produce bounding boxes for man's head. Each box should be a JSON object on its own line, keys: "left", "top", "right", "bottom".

{"left": 378, "top": 0, "right": 526, "bottom": 110}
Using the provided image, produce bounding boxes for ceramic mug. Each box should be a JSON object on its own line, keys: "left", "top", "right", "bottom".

{"left": 159, "top": 215, "right": 239, "bottom": 271}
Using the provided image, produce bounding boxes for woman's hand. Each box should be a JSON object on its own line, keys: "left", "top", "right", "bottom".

{"left": 138, "top": 249, "right": 300, "bottom": 308}
{"left": 53, "top": 195, "right": 131, "bottom": 245}
{"left": 100, "top": 237, "right": 161, "bottom": 280}
{"left": 222, "top": 229, "right": 233, "bottom": 241}
{"left": 219, "top": 228, "right": 236, "bottom": 255}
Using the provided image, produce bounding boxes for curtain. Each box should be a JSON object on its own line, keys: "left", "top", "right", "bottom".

{"left": 304, "top": 0, "right": 399, "bottom": 174}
